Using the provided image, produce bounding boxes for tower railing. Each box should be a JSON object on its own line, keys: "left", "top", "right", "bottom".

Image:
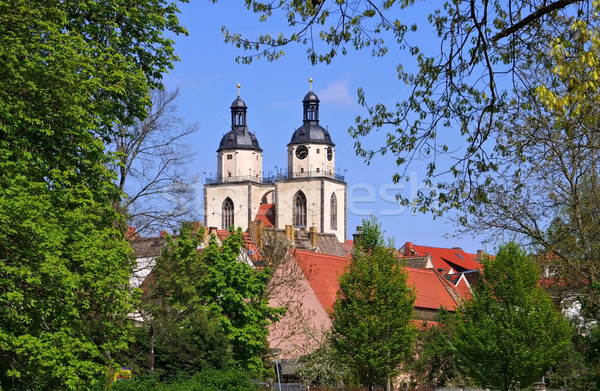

{"left": 205, "top": 170, "right": 345, "bottom": 184}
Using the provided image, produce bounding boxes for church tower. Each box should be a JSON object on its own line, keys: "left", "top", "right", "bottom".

{"left": 217, "top": 87, "right": 263, "bottom": 181}
{"left": 205, "top": 86, "right": 270, "bottom": 232}
{"left": 287, "top": 82, "right": 335, "bottom": 177}
{"left": 204, "top": 81, "right": 346, "bottom": 242}
{"left": 275, "top": 79, "right": 346, "bottom": 241}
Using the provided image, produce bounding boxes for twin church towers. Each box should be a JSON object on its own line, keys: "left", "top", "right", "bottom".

{"left": 204, "top": 80, "right": 347, "bottom": 242}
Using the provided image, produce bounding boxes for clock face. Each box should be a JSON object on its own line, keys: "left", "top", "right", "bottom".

{"left": 327, "top": 147, "right": 333, "bottom": 161}
{"left": 295, "top": 145, "right": 308, "bottom": 160}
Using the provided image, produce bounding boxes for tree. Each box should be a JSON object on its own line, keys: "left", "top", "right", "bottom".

{"left": 295, "top": 334, "right": 351, "bottom": 387}
{"left": 0, "top": 1, "right": 187, "bottom": 388}
{"left": 138, "top": 225, "right": 283, "bottom": 378}
{"left": 257, "top": 229, "right": 322, "bottom": 358}
{"left": 112, "top": 88, "right": 199, "bottom": 236}
{"left": 0, "top": 166, "right": 135, "bottom": 390}
{"left": 410, "top": 309, "right": 472, "bottom": 388}
{"left": 456, "top": 13, "right": 600, "bottom": 325}
{"left": 128, "top": 224, "right": 234, "bottom": 379}
{"left": 220, "top": 0, "right": 593, "bottom": 214}
{"left": 199, "top": 228, "right": 285, "bottom": 377}
{"left": 453, "top": 243, "right": 572, "bottom": 391}
{"left": 331, "top": 217, "right": 416, "bottom": 390}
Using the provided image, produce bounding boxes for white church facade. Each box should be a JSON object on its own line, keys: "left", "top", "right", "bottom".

{"left": 204, "top": 84, "right": 347, "bottom": 242}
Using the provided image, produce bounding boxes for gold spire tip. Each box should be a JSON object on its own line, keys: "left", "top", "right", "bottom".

{"left": 237, "top": 83, "right": 241, "bottom": 96}
{"left": 309, "top": 77, "right": 313, "bottom": 91}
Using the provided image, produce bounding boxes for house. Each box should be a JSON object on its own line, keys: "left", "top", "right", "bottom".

{"left": 268, "top": 248, "right": 469, "bottom": 363}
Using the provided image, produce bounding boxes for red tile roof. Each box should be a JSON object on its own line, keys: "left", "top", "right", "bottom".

{"left": 294, "top": 249, "right": 348, "bottom": 312}
{"left": 255, "top": 204, "right": 276, "bottom": 227}
{"left": 406, "top": 244, "right": 482, "bottom": 273}
{"left": 406, "top": 267, "right": 459, "bottom": 310}
{"left": 292, "top": 250, "right": 462, "bottom": 314}
{"left": 454, "top": 275, "right": 472, "bottom": 298}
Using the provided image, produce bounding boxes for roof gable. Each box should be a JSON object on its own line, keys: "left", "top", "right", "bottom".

{"left": 254, "top": 204, "right": 276, "bottom": 227}
{"left": 408, "top": 244, "right": 482, "bottom": 273}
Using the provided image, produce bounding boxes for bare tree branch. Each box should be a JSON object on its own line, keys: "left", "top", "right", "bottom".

{"left": 492, "top": 0, "right": 582, "bottom": 42}
{"left": 111, "top": 88, "right": 199, "bottom": 235}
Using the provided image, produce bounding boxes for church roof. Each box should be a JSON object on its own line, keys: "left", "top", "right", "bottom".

{"left": 217, "top": 95, "right": 262, "bottom": 152}
{"left": 303, "top": 91, "right": 319, "bottom": 102}
{"left": 288, "top": 123, "right": 334, "bottom": 146}
{"left": 288, "top": 89, "right": 335, "bottom": 146}
{"left": 217, "top": 129, "right": 262, "bottom": 152}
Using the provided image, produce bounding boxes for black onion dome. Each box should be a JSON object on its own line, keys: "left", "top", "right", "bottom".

{"left": 303, "top": 91, "right": 319, "bottom": 103}
{"left": 288, "top": 90, "right": 335, "bottom": 146}
{"left": 217, "top": 95, "right": 262, "bottom": 152}
{"left": 288, "top": 124, "right": 334, "bottom": 146}
{"left": 230, "top": 96, "right": 247, "bottom": 109}
{"left": 217, "top": 130, "right": 262, "bottom": 152}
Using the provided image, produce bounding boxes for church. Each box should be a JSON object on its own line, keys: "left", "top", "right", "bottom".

{"left": 204, "top": 81, "right": 347, "bottom": 242}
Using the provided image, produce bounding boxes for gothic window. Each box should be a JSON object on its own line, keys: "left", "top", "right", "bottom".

{"left": 330, "top": 193, "right": 337, "bottom": 230}
{"left": 222, "top": 197, "right": 234, "bottom": 229}
{"left": 293, "top": 191, "right": 307, "bottom": 228}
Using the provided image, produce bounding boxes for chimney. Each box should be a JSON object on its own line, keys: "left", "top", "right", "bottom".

{"left": 404, "top": 242, "right": 413, "bottom": 256}
{"left": 309, "top": 226, "right": 317, "bottom": 248}
{"left": 352, "top": 225, "right": 363, "bottom": 242}
{"left": 126, "top": 226, "right": 137, "bottom": 239}
{"left": 285, "top": 225, "right": 294, "bottom": 243}
{"left": 477, "top": 250, "right": 484, "bottom": 262}
{"left": 209, "top": 226, "right": 218, "bottom": 237}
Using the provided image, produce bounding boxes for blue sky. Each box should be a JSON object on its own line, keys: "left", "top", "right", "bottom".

{"left": 162, "top": 1, "right": 494, "bottom": 253}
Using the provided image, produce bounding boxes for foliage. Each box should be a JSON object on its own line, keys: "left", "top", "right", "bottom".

{"left": 105, "top": 369, "right": 258, "bottom": 391}
{"left": 218, "top": 0, "right": 593, "bottom": 214}
{"left": 199, "top": 228, "right": 285, "bottom": 377}
{"left": 457, "top": 9, "right": 600, "bottom": 326}
{"left": 544, "top": 330, "right": 599, "bottom": 391}
{"left": 409, "top": 310, "right": 472, "bottom": 388}
{"left": 0, "top": 1, "right": 186, "bottom": 389}
{"left": 112, "top": 88, "right": 199, "bottom": 236}
{"left": 0, "top": 164, "right": 135, "bottom": 390}
{"left": 331, "top": 217, "right": 416, "bottom": 389}
{"left": 137, "top": 225, "right": 283, "bottom": 378}
{"left": 295, "top": 335, "right": 350, "bottom": 386}
{"left": 454, "top": 243, "right": 573, "bottom": 391}
{"left": 257, "top": 229, "right": 322, "bottom": 359}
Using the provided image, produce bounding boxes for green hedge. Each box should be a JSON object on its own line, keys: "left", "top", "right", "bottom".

{"left": 107, "top": 369, "right": 259, "bottom": 391}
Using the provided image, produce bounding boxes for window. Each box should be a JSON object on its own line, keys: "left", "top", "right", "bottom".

{"left": 316, "top": 168, "right": 320, "bottom": 173}
{"left": 293, "top": 191, "right": 307, "bottom": 228}
{"left": 227, "top": 154, "right": 233, "bottom": 160}
{"left": 316, "top": 149, "right": 320, "bottom": 154}
{"left": 222, "top": 197, "right": 234, "bottom": 229}
{"left": 330, "top": 193, "right": 337, "bottom": 230}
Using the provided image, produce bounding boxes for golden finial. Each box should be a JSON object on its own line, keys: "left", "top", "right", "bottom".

{"left": 309, "top": 78, "right": 313, "bottom": 91}
{"left": 237, "top": 83, "right": 241, "bottom": 97}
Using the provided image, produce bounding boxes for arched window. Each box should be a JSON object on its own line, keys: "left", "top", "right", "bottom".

{"left": 222, "top": 197, "right": 234, "bottom": 229}
{"left": 293, "top": 191, "right": 307, "bottom": 228}
{"left": 330, "top": 193, "right": 337, "bottom": 230}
